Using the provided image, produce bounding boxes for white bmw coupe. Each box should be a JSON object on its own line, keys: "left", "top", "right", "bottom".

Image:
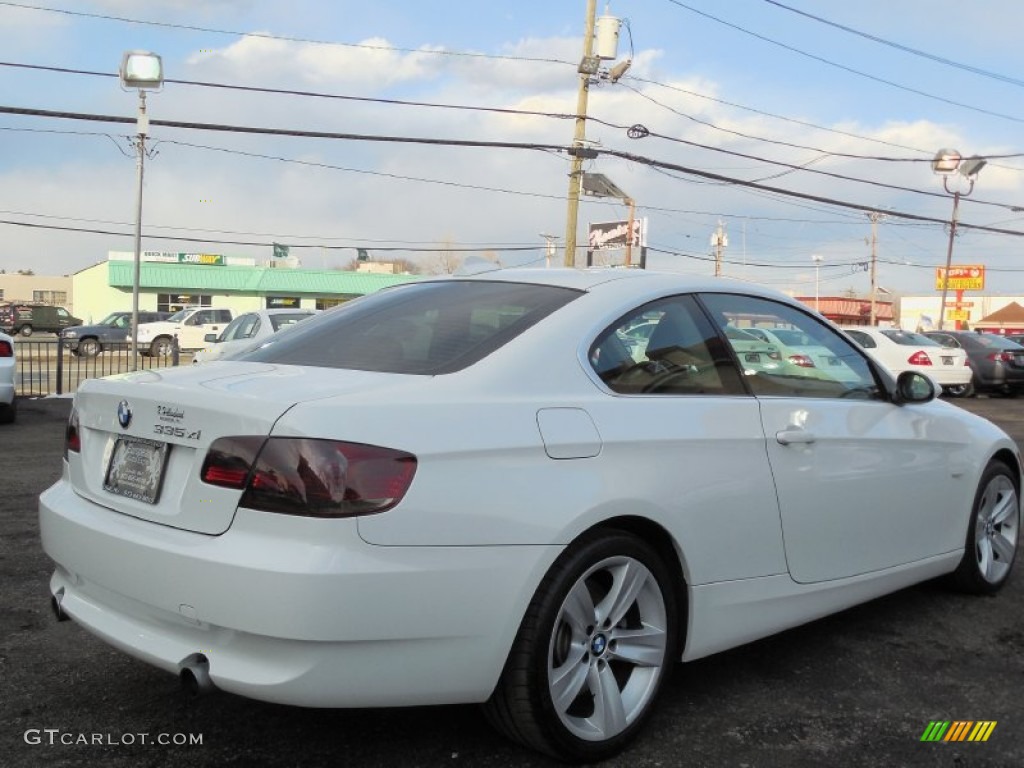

{"left": 40, "top": 268, "right": 1020, "bottom": 761}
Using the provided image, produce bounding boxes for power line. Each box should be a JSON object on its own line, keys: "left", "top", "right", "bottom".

{"left": 619, "top": 80, "right": 1024, "bottom": 169}
{"left": 0, "top": 61, "right": 585, "bottom": 123}
{"left": 0, "top": 216, "right": 547, "bottom": 252}
{"left": 0, "top": 208, "right": 541, "bottom": 246}
{"left": 762, "top": 0, "right": 1024, "bottom": 88}
{"left": 0, "top": 1, "right": 574, "bottom": 67}
{"left": 663, "top": 0, "right": 1024, "bottom": 125}
{"left": 5, "top": 103, "right": 1024, "bottom": 239}
{"left": 0, "top": 123, "right": 883, "bottom": 227}
{"left": 14, "top": 59, "right": 1024, "bottom": 167}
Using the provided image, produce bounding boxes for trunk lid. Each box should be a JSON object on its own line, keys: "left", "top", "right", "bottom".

{"left": 69, "top": 362, "right": 419, "bottom": 534}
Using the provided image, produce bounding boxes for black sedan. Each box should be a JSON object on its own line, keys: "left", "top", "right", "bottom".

{"left": 61, "top": 311, "right": 170, "bottom": 357}
{"left": 924, "top": 330, "right": 1024, "bottom": 395}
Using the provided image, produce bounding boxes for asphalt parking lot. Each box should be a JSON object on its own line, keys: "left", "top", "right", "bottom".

{"left": 2, "top": 396, "right": 1022, "bottom": 768}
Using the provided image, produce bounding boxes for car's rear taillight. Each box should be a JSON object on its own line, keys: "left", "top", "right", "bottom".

{"left": 788, "top": 354, "right": 815, "bottom": 368}
{"left": 988, "top": 351, "right": 1014, "bottom": 363}
{"left": 0, "top": 340, "right": 12, "bottom": 357}
{"left": 64, "top": 409, "right": 80, "bottom": 458}
{"left": 201, "top": 436, "right": 266, "bottom": 488}
{"left": 908, "top": 351, "right": 932, "bottom": 366}
{"left": 202, "top": 436, "right": 417, "bottom": 518}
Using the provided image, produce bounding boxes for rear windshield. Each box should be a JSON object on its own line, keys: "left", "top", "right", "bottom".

{"left": 974, "top": 334, "right": 1024, "bottom": 350}
{"left": 239, "top": 280, "right": 581, "bottom": 374}
{"left": 880, "top": 330, "right": 940, "bottom": 347}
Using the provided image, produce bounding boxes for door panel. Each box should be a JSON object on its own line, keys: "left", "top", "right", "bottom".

{"left": 699, "top": 292, "right": 968, "bottom": 583}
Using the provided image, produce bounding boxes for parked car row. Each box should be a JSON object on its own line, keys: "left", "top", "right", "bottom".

{"left": 840, "top": 327, "right": 974, "bottom": 397}
{"left": 56, "top": 307, "right": 317, "bottom": 359}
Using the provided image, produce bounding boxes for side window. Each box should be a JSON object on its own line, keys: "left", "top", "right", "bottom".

{"left": 57, "top": 308, "right": 70, "bottom": 318}
{"left": 215, "top": 310, "right": 232, "bottom": 324}
{"left": 844, "top": 329, "right": 875, "bottom": 349}
{"left": 929, "top": 333, "right": 958, "bottom": 348}
{"left": 589, "top": 295, "right": 745, "bottom": 395}
{"left": 238, "top": 316, "right": 261, "bottom": 339}
{"left": 219, "top": 315, "right": 248, "bottom": 341}
{"left": 699, "top": 294, "right": 880, "bottom": 400}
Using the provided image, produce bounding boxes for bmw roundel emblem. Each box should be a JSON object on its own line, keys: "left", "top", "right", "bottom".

{"left": 116, "top": 400, "right": 132, "bottom": 429}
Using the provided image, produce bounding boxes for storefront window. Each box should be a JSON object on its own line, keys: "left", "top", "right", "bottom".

{"left": 157, "top": 293, "right": 213, "bottom": 312}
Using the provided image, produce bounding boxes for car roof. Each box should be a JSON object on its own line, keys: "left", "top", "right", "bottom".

{"left": 427, "top": 267, "right": 800, "bottom": 302}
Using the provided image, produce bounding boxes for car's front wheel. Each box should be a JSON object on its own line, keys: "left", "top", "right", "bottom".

{"left": 78, "top": 338, "right": 100, "bottom": 357}
{"left": 949, "top": 461, "right": 1020, "bottom": 594}
{"left": 150, "top": 337, "right": 174, "bottom": 358}
{"left": 485, "top": 530, "right": 679, "bottom": 762}
{"left": 19, "top": 325, "right": 32, "bottom": 337}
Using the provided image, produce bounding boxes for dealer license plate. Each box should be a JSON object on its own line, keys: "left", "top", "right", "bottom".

{"left": 103, "top": 437, "right": 169, "bottom": 504}
{"left": 745, "top": 353, "right": 761, "bottom": 363}
{"left": 942, "top": 356, "right": 953, "bottom": 365}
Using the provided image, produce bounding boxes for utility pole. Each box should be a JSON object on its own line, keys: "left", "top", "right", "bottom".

{"left": 539, "top": 233, "right": 558, "bottom": 268}
{"left": 563, "top": 0, "right": 598, "bottom": 267}
{"left": 867, "top": 211, "right": 885, "bottom": 325}
{"left": 711, "top": 219, "right": 728, "bottom": 277}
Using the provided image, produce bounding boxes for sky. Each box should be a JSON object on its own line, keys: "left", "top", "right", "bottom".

{"left": 2, "top": 0, "right": 1024, "bottom": 298}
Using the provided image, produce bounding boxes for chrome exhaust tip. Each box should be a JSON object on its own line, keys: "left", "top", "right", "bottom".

{"left": 179, "top": 653, "right": 215, "bottom": 697}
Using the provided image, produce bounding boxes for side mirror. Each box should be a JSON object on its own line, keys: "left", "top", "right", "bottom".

{"left": 204, "top": 333, "right": 218, "bottom": 343}
{"left": 893, "top": 370, "right": 938, "bottom": 405}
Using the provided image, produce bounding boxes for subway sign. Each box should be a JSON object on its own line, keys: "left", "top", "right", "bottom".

{"left": 143, "top": 251, "right": 225, "bottom": 266}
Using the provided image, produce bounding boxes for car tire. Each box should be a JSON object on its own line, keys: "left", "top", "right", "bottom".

{"left": 944, "top": 382, "right": 974, "bottom": 398}
{"left": 0, "top": 396, "right": 16, "bottom": 425}
{"left": 948, "top": 461, "right": 1020, "bottom": 595}
{"left": 484, "top": 529, "right": 679, "bottom": 762}
{"left": 19, "top": 325, "right": 32, "bottom": 337}
{"left": 150, "top": 337, "right": 173, "bottom": 358}
{"left": 78, "top": 338, "right": 100, "bottom": 357}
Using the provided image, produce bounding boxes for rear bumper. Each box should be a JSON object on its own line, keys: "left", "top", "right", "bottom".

{"left": 926, "top": 366, "right": 974, "bottom": 386}
{"left": 39, "top": 478, "right": 557, "bottom": 707}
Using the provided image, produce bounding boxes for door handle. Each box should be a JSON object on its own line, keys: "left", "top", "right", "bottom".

{"left": 776, "top": 428, "right": 816, "bottom": 445}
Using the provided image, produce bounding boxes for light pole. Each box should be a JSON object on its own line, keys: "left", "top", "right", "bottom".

{"left": 932, "top": 149, "right": 986, "bottom": 331}
{"left": 811, "top": 254, "right": 823, "bottom": 311}
{"left": 120, "top": 50, "right": 163, "bottom": 371}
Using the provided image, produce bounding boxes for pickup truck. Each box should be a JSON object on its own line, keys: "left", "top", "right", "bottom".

{"left": 136, "top": 307, "right": 234, "bottom": 357}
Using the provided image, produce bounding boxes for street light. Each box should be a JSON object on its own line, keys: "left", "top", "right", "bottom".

{"left": 581, "top": 172, "right": 638, "bottom": 266}
{"left": 932, "top": 148, "right": 986, "bottom": 331}
{"left": 120, "top": 50, "right": 163, "bottom": 371}
{"left": 811, "top": 254, "right": 823, "bottom": 311}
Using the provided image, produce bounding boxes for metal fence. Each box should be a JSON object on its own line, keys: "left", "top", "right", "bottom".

{"left": 14, "top": 339, "right": 186, "bottom": 397}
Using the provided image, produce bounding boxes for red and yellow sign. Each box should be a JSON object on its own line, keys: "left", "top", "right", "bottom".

{"left": 936, "top": 265, "right": 985, "bottom": 291}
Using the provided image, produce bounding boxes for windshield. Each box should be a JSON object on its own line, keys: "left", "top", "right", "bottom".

{"left": 97, "top": 313, "right": 129, "bottom": 328}
{"left": 240, "top": 280, "right": 581, "bottom": 374}
{"left": 165, "top": 308, "right": 190, "bottom": 323}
